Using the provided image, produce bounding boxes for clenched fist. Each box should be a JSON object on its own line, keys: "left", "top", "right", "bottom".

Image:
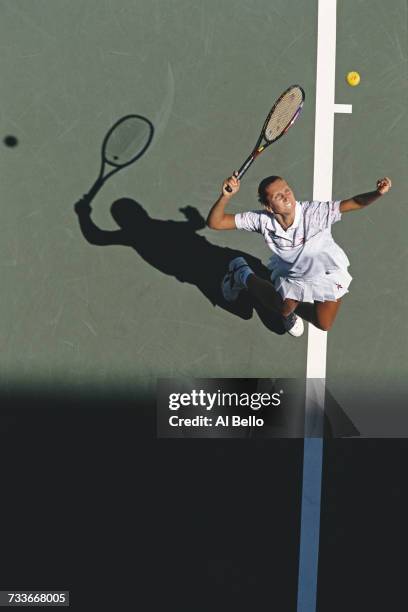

{"left": 222, "top": 171, "right": 241, "bottom": 197}
{"left": 376, "top": 177, "right": 392, "bottom": 195}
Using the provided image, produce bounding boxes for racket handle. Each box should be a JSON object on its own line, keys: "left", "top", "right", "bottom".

{"left": 225, "top": 169, "right": 243, "bottom": 193}
{"left": 224, "top": 156, "right": 254, "bottom": 193}
{"left": 86, "top": 177, "right": 104, "bottom": 200}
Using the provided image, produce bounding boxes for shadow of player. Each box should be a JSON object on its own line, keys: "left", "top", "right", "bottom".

{"left": 74, "top": 196, "right": 284, "bottom": 334}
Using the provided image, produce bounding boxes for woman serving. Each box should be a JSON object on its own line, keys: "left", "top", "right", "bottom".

{"left": 207, "top": 173, "right": 391, "bottom": 337}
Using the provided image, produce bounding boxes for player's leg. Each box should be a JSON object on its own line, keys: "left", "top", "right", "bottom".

{"left": 296, "top": 299, "right": 342, "bottom": 331}
{"left": 246, "top": 274, "right": 283, "bottom": 312}
{"left": 229, "top": 267, "right": 299, "bottom": 316}
{"left": 221, "top": 257, "right": 304, "bottom": 336}
{"left": 281, "top": 298, "right": 299, "bottom": 317}
{"left": 314, "top": 299, "right": 342, "bottom": 331}
{"left": 246, "top": 276, "right": 302, "bottom": 335}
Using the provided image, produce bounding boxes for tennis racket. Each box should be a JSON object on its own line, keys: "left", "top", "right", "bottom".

{"left": 86, "top": 114, "right": 154, "bottom": 199}
{"left": 225, "top": 85, "right": 305, "bottom": 192}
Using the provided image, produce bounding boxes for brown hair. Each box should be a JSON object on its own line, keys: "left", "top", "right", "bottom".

{"left": 257, "top": 176, "right": 282, "bottom": 205}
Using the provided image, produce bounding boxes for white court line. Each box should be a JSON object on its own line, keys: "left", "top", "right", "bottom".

{"left": 334, "top": 103, "right": 352, "bottom": 113}
{"left": 297, "top": 1, "right": 352, "bottom": 611}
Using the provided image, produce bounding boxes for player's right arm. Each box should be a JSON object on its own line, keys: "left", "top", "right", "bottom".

{"left": 74, "top": 197, "right": 129, "bottom": 246}
{"left": 206, "top": 173, "right": 240, "bottom": 230}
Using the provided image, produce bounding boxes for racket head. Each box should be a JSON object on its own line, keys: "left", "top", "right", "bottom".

{"left": 102, "top": 114, "right": 154, "bottom": 168}
{"left": 261, "top": 85, "right": 305, "bottom": 145}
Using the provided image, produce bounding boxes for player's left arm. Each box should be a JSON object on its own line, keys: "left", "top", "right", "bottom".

{"left": 339, "top": 177, "right": 392, "bottom": 213}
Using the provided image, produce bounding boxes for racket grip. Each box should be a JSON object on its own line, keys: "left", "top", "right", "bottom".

{"left": 225, "top": 154, "right": 255, "bottom": 194}
{"left": 224, "top": 170, "right": 243, "bottom": 194}
{"left": 86, "top": 177, "right": 104, "bottom": 201}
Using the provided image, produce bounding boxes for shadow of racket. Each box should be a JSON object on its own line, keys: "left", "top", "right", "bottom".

{"left": 85, "top": 114, "right": 154, "bottom": 201}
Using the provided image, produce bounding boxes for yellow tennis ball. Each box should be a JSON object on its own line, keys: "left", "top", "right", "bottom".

{"left": 346, "top": 71, "right": 361, "bottom": 86}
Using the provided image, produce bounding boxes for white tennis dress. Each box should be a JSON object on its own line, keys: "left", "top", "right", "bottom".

{"left": 234, "top": 200, "right": 352, "bottom": 303}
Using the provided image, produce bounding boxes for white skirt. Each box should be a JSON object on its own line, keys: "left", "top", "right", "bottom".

{"left": 271, "top": 268, "right": 352, "bottom": 303}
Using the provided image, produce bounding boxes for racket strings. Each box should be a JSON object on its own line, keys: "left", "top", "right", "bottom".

{"left": 264, "top": 87, "right": 303, "bottom": 142}
{"left": 105, "top": 118, "right": 152, "bottom": 165}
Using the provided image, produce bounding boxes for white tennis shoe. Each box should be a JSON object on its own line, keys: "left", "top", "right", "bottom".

{"left": 282, "top": 312, "right": 304, "bottom": 337}
{"left": 221, "top": 257, "right": 251, "bottom": 302}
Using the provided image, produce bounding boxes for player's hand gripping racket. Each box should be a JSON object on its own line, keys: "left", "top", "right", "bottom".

{"left": 85, "top": 114, "right": 154, "bottom": 200}
{"left": 225, "top": 85, "right": 305, "bottom": 192}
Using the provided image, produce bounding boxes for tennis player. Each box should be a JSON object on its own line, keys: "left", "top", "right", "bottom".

{"left": 207, "top": 174, "right": 392, "bottom": 336}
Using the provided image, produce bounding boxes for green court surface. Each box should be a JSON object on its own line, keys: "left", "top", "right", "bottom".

{"left": 1, "top": 0, "right": 406, "bottom": 408}
{"left": 0, "top": 0, "right": 312, "bottom": 390}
